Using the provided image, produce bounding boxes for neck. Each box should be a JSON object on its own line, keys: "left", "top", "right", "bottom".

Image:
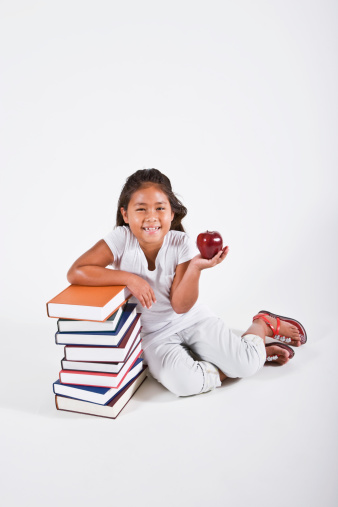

{"left": 139, "top": 241, "right": 162, "bottom": 259}
{"left": 139, "top": 238, "right": 165, "bottom": 270}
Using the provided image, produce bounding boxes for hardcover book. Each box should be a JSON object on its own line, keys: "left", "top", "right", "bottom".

{"left": 46, "top": 284, "right": 131, "bottom": 321}
{"left": 61, "top": 338, "right": 141, "bottom": 374}
{"left": 64, "top": 314, "right": 141, "bottom": 362}
{"left": 55, "top": 303, "right": 137, "bottom": 345}
{"left": 53, "top": 358, "right": 144, "bottom": 404}
{"left": 55, "top": 366, "right": 148, "bottom": 419}
{"left": 59, "top": 340, "right": 143, "bottom": 387}
{"left": 57, "top": 305, "right": 124, "bottom": 332}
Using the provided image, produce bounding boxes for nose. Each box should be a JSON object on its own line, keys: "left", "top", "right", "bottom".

{"left": 145, "top": 209, "right": 159, "bottom": 221}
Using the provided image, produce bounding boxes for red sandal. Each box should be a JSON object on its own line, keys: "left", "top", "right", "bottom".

{"left": 265, "top": 342, "right": 295, "bottom": 362}
{"left": 253, "top": 310, "right": 307, "bottom": 345}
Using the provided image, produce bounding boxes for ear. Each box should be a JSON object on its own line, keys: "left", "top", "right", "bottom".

{"left": 171, "top": 211, "right": 175, "bottom": 222}
{"left": 120, "top": 207, "right": 129, "bottom": 224}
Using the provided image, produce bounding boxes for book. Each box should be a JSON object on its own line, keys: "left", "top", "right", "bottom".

{"left": 53, "top": 358, "right": 144, "bottom": 404}
{"left": 61, "top": 357, "right": 124, "bottom": 374}
{"left": 46, "top": 284, "right": 131, "bottom": 321}
{"left": 61, "top": 337, "right": 140, "bottom": 373}
{"left": 59, "top": 339, "right": 143, "bottom": 387}
{"left": 55, "top": 366, "right": 148, "bottom": 419}
{"left": 64, "top": 314, "right": 141, "bottom": 362}
{"left": 55, "top": 303, "right": 137, "bottom": 345}
{"left": 57, "top": 305, "right": 124, "bottom": 332}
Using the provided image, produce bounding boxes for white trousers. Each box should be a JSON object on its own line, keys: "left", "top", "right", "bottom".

{"left": 143, "top": 316, "right": 267, "bottom": 397}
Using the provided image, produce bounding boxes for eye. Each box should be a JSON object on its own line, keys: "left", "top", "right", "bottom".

{"left": 157, "top": 207, "right": 165, "bottom": 211}
{"left": 136, "top": 208, "right": 145, "bottom": 211}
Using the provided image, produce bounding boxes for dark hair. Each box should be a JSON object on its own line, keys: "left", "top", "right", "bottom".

{"left": 116, "top": 169, "right": 187, "bottom": 232}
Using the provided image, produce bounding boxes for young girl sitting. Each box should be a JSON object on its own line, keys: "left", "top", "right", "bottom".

{"left": 67, "top": 169, "right": 307, "bottom": 397}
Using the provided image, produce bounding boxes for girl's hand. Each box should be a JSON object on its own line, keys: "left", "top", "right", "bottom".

{"left": 190, "top": 246, "right": 229, "bottom": 271}
{"left": 127, "top": 273, "right": 156, "bottom": 309}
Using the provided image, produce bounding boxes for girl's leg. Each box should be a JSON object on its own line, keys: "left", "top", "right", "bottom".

{"left": 217, "top": 314, "right": 300, "bottom": 380}
{"left": 183, "top": 317, "right": 267, "bottom": 381}
{"left": 242, "top": 314, "right": 302, "bottom": 346}
{"left": 242, "top": 319, "right": 268, "bottom": 343}
{"left": 143, "top": 334, "right": 221, "bottom": 397}
{"left": 217, "top": 319, "right": 271, "bottom": 379}
{"left": 241, "top": 314, "right": 300, "bottom": 366}
{"left": 217, "top": 316, "right": 296, "bottom": 379}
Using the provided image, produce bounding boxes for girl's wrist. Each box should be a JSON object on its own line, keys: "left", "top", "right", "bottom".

{"left": 188, "top": 258, "right": 202, "bottom": 274}
{"left": 125, "top": 272, "right": 137, "bottom": 285}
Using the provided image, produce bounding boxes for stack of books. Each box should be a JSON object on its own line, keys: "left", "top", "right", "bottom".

{"left": 46, "top": 285, "right": 148, "bottom": 419}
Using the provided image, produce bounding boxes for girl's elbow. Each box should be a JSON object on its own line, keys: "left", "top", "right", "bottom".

{"left": 67, "top": 267, "right": 80, "bottom": 285}
{"left": 67, "top": 271, "right": 75, "bottom": 284}
{"left": 172, "top": 306, "right": 185, "bottom": 315}
{"left": 170, "top": 299, "right": 192, "bottom": 314}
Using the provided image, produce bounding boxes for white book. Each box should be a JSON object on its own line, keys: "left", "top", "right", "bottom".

{"left": 59, "top": 340, "right": 142, "bottom": 387}
{"left": 55, "top": 367, "right": 148, "bottom": 419}
{"left": 61, "top": 344, "right": 138, "bottom": 373}
{"left": 57, "top": 306, "right": 124, "bottom": 332}
{"left": 64, "top": 315, "right": 141, "bottom": 362}
{"left": 61, "top": 358, "right": 123, "bottom": 374}
{"left": 53, "top": 359, "right": 144, "bottom": 404}
{"left": 55, "top": 305, "right": 137, "bottom": 345}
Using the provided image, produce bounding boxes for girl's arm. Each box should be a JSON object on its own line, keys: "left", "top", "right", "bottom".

{"left": 67, "top": 240, "right": 156, "bottom": 309}
{"left": 170, "top": 247, "right": 229, "bottom": 314}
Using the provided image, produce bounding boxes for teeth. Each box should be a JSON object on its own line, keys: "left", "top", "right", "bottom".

{"left": 144, "top": 227, "right": 160, "bottom": 231}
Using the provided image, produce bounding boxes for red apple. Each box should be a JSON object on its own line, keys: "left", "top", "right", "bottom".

{"left": 196, "top": 231, "right": 223, "bottom": 259}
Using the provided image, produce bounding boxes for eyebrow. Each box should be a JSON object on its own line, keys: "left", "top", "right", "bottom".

{"left": 133, "top": 201, "right": 167, "bottom": 206}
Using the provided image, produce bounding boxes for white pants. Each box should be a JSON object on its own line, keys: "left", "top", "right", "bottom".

{"left": 143, "top": 316, "right": 267, "bottom": 397}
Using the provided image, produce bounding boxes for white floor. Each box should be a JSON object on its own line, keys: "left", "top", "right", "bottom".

{"left": 1, "top": 319, "right": 337, "bottom": 507}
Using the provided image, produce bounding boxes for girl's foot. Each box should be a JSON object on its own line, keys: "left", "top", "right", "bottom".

{"left": 265, "top": 343, "right": 294, "bottom": 365}
{"left": 254, "top": 313, "right": 302, "bottom": 347}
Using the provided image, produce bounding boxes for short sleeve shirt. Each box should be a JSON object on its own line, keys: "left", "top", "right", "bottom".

{"left": 103, "top": 226, "right": 214, "bottom": 349}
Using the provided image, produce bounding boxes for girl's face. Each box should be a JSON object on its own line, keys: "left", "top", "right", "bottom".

{"left": 120, "top": 184, "right": 174, "bottom": 249}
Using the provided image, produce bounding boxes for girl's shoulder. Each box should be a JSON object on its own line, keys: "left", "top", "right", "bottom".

{"left": 106, "top": 225, "right": 133, "bottom": 239}
{"left": 167, "top": 229, "right": 189, "bottom": 243}
{"left": 166, "top": 230, "right": 198, "bottom": 263}
{"left": 166, "top": 230, "right": 196, "bottom": 249}
{"left": 104, "top": 225, "right": 137, "bottom": 254}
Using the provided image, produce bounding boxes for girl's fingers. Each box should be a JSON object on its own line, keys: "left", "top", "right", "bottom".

{"left": 139, "top": 295, "right": 147, "bottom": 308}
{"left": 216, "top": 247, "right": 228, "bottom": 260}
{"left": 145, "top": 290, "right": 156, "bottom": 308}
{"left": 214, "top": 249, "right": 226, "bottom": 262}
{"left": 219, "top": 246, "right": 229, "bottom": 260}
{"left": 139, "top": 293, "right": 151, "bottom": 309}
{"left": 144, "top": 293, "right": 153, "bottom": 309}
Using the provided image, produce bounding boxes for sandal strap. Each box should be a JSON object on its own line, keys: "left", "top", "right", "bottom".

{"left": 275, "top": 317, "right": 281, "bottom": 335}
{"left": 253, "top": 313, "right": 281, "bottom": 337}
{"left": 253, "top": 313, "right": 276, "bottom": 335}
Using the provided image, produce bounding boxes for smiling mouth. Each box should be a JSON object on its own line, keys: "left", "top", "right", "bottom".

{"left": 143, "top": 226, "right": 161, "bottom": 232}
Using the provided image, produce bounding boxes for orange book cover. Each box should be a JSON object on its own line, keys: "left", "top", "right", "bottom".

{"left": 46, "top": 285, "right": 131, "bottom": 321}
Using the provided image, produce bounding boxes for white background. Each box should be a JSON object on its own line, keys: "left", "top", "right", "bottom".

{"left": 1, "top": 1, "right": 337, "bottom": 506}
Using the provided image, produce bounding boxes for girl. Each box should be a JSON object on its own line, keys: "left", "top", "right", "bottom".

{"left": 67, "top": 169, "right": 307, "bottom": 397}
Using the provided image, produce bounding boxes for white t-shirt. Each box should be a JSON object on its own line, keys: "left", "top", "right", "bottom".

{"left": 103, "top": 226, "right": 214, "bottom": 350}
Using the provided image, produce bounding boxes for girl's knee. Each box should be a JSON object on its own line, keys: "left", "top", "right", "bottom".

{"left": 232, "top": 360, "right": 261, "bottom": 379}
{"left": 144, "top": 342, "right": 221, "bottom": 397}
{"left": 157, "top": 361, "right": 221, "bottom": 397}
{"left": 228, "top": 337, "right": 266, "bottom": 378}
{"left": 157, "top": 366, "right": 203, "bottom": 397}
